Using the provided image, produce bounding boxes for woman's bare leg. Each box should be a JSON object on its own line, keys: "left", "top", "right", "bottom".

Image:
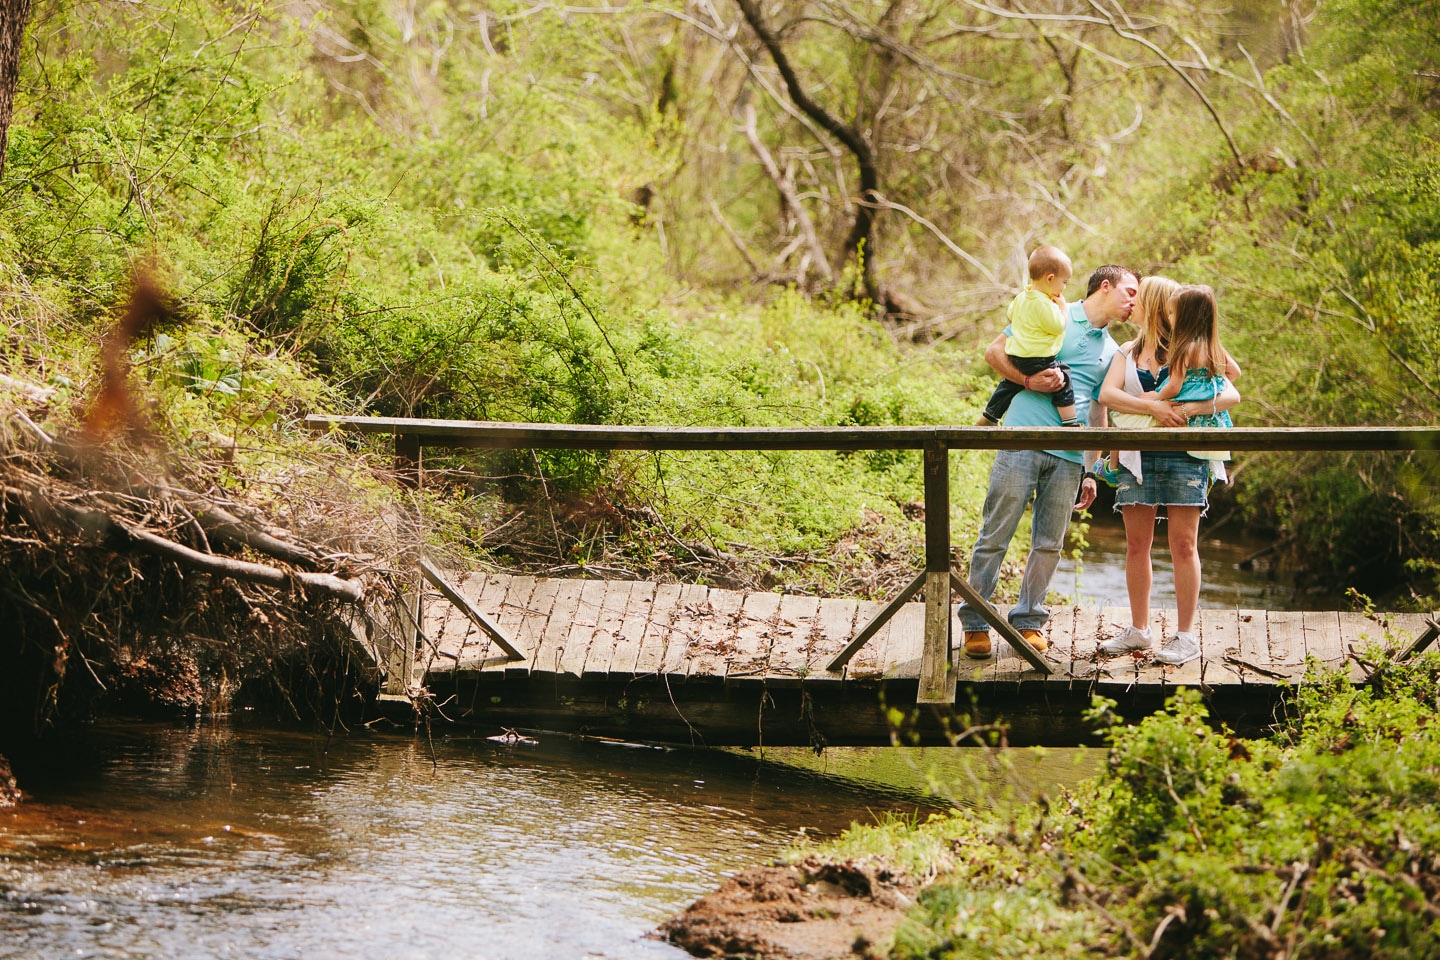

{"left": 1122, "top": 505, "right": 1157, "bottom": 631}
{"left": 1168, "top": 506, "right": 1202, "bottom": 634}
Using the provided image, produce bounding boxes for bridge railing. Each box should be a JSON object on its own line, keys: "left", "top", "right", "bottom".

{"left": 305, "top": 415, "right": 1440, "bottom": 702}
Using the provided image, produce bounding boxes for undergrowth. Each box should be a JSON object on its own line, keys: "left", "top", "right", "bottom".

{"left": 813, "top": 651, "right": 1440, "bottom": 959}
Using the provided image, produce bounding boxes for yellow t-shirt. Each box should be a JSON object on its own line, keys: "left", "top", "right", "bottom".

{"left": 1005, "top": 287, "right": 1067, "bottom": 358}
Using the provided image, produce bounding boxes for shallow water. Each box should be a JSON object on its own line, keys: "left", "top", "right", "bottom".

{"left": 2, "top": 722, "right": 1065, "bottom": 960}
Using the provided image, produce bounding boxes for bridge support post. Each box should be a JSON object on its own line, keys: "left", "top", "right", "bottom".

{"left": 918, "top": 444, "right": 954, "bottom": 703}
{"left": 395, "top": 433, "right": 421, "bottom": 488}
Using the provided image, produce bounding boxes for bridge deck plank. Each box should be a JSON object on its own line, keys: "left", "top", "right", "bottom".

{"left": 1336, "top": 612, "right": 1383, "bottom": 660}
{"left": 661, "top": 583, "right": 711, "bottom": 680}
{"left": 532, "top": 579, "right": 585, "bottom": 676}
{"left": 882, "top": 601, "right": 925, "bottom": 680}
{"left": 455, "top": 574, "right": 512, "bottom": 673}
{"left": 1074, "top": 606, "right": 1120, "bottom": 689}
{"left": 474, "top": 576, "right": 535, "bottom": 675}
{"left": 1232, "top": 609, "right": 1274, "bottom": 685}
{"left": 685, "top": 587, "right": 745, "bottom": 681}
{"left": 1266, "top": 610, "right": 1305, "bottom": 668}
{"left": 1379, "top": 613, "right": 1432, "bottom": 654}
{"left": 634, "top": 583, "right": 683, "bottom": 677}
{"left": 609, "top": 581, "right": 657, "bottom": 678}
{"left": 1303, "top": 611, "right": 1345, "bottom": 670}
{"left": 426, "top": 574, "right": 475, "bottom": 665}
{"left": 1041, "top": 605, "right": 1073, "bottom": 679}
{"left": 582, "top": 581, "right": 636, "bottom": 679}
{"left": 557, "top": 580, "right": 609, "bottom": 679}
{"left": 807, "top": 598, "right": 857, "bottom": 682}
{"left": 728, "top": 592, "right": 783, "bottom": 681}
{"left": 1199, "top": 608, "right": 1240, "bottom": 688}
{"left": 766, "top": 594, "right": 820, "bottom": 685}
{"left": 846, "top": 599, "right": 893, "bottom": 681}
{"left": 507, "top": 578, "right": 560, "bottom": 679}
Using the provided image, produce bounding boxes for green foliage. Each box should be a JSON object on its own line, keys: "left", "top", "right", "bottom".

{"left": 2, "top": 0, "right": 1007, "bottom": 565}
{"left": 844, "top": 654, "right": 1440, "bottom": 959}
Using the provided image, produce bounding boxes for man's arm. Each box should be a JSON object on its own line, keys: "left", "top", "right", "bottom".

{"left": 983, "top": 333, "right": 1065, "bottom": 393}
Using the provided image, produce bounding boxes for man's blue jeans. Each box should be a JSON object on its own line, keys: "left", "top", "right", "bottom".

{"left": 958, "top": 449, "right": 1083, "bottom": 633}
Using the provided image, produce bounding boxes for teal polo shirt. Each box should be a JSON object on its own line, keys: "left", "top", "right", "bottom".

{"left": 999, "top": 299, "right": 1118, "bottom": 464}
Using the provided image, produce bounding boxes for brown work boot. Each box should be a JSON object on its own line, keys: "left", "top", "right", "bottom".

{"left": 963, "top": 630, "right": 992, "bottom": 659}
{"left": 1019, "top": 629, "right": 1049, "bottom": 653}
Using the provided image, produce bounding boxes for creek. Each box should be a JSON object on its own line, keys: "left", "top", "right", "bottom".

{"left": 1, "top": 519, "right": 1309, "bottom": 960}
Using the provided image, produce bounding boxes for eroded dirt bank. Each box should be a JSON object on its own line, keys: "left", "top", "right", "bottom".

{"left": 658, "top": 856, "right": 917, "bottom": 960}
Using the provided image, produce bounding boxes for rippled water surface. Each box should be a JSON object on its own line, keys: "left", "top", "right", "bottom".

{"left": 2, "top": 723, "right": 1003, "bottom": 960}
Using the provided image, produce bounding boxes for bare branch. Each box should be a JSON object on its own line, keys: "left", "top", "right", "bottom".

{"left": 741, "top": 103, "right": 835, "bottom": 283}
{"left": 959, "top": 0, "right": 1244, "bottom": 170}
{"left": 862, "top": 193, "right": 999, "bottom": 286}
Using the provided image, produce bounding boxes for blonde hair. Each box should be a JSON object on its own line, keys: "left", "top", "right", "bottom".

{"left": 1168, "top": 284, "right": 1228, "bottom": 378}
{"left": 1028, "top": 245, "right": 1071, "bottom": 280}
{"left": 1132, "top": 275, "right": 1179, "bottom": 365}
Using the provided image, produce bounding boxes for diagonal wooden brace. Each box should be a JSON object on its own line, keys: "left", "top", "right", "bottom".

{"left": 418, "top": 557, "right": 526, "bottom": 661}
{"left": 1397, "top": 616, "right": 1440, "bottom": 661}
{"left": 825, "top": 570, "right": 925, "bottom": 673}
{"left": 949, "top": 571, "right": 1052, "bottom": 675}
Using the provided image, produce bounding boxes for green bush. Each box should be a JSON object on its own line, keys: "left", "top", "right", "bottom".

{"left": 869, "top": 653, "right": 1440, "bottom": 959}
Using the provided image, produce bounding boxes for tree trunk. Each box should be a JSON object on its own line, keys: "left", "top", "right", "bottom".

{"left": 733, "top": 0, "right": 881, "bottom": 306}
{"left": 0, "top": 0, "right": 35, "bottom": 182}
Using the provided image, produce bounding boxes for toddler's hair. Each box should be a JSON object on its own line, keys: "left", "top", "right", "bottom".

{"left": 1169, "top": 284, "right": 1227, "bottom": 376}
{"left": 1028, "top": 245, "right": 1070, "bottom": 280}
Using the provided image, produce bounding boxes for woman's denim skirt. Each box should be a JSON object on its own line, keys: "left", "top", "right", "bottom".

{"left": 1113, "top": 451, "right": 1211, "bottom": 512}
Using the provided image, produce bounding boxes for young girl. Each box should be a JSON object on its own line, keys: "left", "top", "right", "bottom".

{"left": 1157, "top": 285, "right": 1238, "bottom": 475}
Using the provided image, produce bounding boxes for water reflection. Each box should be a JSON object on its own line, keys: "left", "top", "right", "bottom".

{"left": 1, "top": 722, "right": 983, "bottom": 960}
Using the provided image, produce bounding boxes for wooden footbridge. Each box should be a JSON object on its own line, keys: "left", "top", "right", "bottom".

{"left": 309, "top": 416, "right": 1440, "bottom": 747}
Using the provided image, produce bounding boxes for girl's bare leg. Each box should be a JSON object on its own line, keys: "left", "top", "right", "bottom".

{"left": 1168, "top": 506, "right": 1203, "bottom": 634}
{"left": 1122, "top": 505, "right": 1157, "bottom": 631}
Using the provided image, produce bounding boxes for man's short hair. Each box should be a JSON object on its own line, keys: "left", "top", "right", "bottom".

{"left": 1028, "top": 245, "right": 1071, "bottom": 280}
{"left": 1086, "top": 264, "right": 1138, "bottom": 298}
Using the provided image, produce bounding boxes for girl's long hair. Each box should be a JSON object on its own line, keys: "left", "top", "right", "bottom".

{"left": 1167, "top": 284, "right": 1227, "bottom": 377}
{"left": 1132, "top": 276, "right": 1179, "bottom": 365}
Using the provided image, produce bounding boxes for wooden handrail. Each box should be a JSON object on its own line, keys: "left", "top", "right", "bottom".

{"left": 305, "top": 415, "right": 1440, "bottom": 452}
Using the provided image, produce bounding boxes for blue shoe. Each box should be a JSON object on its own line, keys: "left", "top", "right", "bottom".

{"left": 1091, "top": 456, "right": 1120, "bottom": 487}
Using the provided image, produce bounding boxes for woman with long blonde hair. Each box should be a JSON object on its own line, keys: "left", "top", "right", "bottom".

{"left": 1096, "top": 279, "right": 1241, "bottom": 665}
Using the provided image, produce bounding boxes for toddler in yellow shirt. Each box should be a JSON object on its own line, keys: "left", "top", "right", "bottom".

{"left": 979, "top": 245, "right": 1080, "bottom": 426}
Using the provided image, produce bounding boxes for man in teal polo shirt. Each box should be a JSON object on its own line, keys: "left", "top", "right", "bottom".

{"left": 958, "top": 265, "right": 1139, "bottom": 659}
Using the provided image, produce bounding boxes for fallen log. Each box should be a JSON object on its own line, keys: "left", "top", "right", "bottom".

{"left": 171, "top": 490, "right": 326, "bottom": 570}
{"left": 2, "top": 481, "right": 364, "bottom": 604}
{"left": 122, "top": 523, "right": 364, "bottom": 604}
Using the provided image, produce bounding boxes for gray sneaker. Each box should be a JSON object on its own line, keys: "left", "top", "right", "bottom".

{"left": 1154, "top": 632, "right": 1200, "bottom": 665}
{"left": 1098, "top": 625, "right": 1152, "bottom": 657}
